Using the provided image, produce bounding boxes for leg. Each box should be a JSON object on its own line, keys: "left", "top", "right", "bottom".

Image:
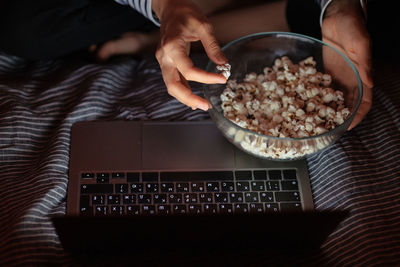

{"left": 95, "top": 28, "right": 160, "bottom": 61}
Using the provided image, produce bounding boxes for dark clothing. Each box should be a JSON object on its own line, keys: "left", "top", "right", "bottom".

{"left": 0, "top": 0, "right": 156, "bottom": 60}
{"left": 286, "top": 0, "right": 322, "bottom": 40}
{"left": 286, "top": 0, "right": 400, "bottom": 61}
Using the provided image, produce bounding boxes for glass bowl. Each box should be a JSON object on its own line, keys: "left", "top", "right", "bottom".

{"left": 203, "top": 32, "right": 362, "bottom": 161}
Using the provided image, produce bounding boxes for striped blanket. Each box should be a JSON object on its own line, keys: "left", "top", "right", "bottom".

{"left": 0, "top": 52, "right": 399, "bottom": 266}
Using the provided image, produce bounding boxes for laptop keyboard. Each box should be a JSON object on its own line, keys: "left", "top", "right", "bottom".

{"left": 79, "top": 170, "right": 302, "bottom": 216}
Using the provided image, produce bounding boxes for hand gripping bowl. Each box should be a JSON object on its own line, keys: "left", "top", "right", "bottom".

{"left": 203, "top": 32, "right": 362, "bottom": 161}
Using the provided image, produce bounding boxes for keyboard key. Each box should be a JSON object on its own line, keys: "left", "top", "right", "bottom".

{"left": 160, "top": 171, "right": 234, "bottom": 182}
{"left": 130, "top": 183, "right": 143, "bottom": 193}
{"left": 127, "top": 172, "right": 140, "bottom": 182}
{"left": 251, "top": 181, "right": 265, "bottom": 191}
{"left": 249, "top": 203, "right": 264, "bottom": 213}
{"left": 126, "top": 205, "right": 140, "bottom": 215}
{"left": 107, "top": 194, "right": 120, "bottom": 205}
{"left": 275, "top": 192, "right": 300, "bottom": 202}
{"left": 199, "top": 193, "right": 213, "bottom": 203}
{"left": 157, "top": 205, "right": 171, "bottom": 215}
{"left": 244, "top": 192, "right": 259, "bottom": 203}
{"left": 265, "top": 203, "right": 279, "bottom": 212}
{"left": 142, "top": 172, "right": 158, "bottom": 182}
{"left": 142, "top": 205, "right": 156, "bottom": 215}
{"left": 81, "top": 184, "right": 113, "bottom": 194}
{"left": 280, "top": 203, "right": 302, "bottom": 211}
{"left": 260, "top": 192, "right": 274, "bottom": 202}
{"left": 229, "top": 192, "right": 244, "bottom": 203}
{"left": 203, "top": 204, "right": 218, "bottom": 214}
{"left": 184, "top": 193, "right": 198, "bottom": 203}
{"left": 266, "top": 181, "right": 280, "bottom": 191}
{"left": 281, "top": 180, "right": 299, "bottom": 191}
{"left": 234, "top": 203, "right": 249, "bottom": 213}
{"left": 145, "top": 183, "right": 159, "bottom": 193}
{"left": 236, "top": 182, "right": 250, "bottom": 191}
{"left": 138, "top": 194, "right": 152, "bottom": 204}
{"left": 153, "top": 194, "right": 167, "bottom": 204}
{"left": 219, "top": 204, "right": 233, "bottom": 213}
{"left": 235, "top": 171, "right": 252, "bottom": 180}
{"left": 176, "top": 182, "right": 190, "bottom": 192}
{"left": 123, "top": 194, "right": 136, "bottom": 204}
{"left": 95, "top": 206, "right": 107, "bottom": 216}
{"left": 188, "top": 204, "right": 202, "bottom": 214}
{"left": 96, "top": 173, "right": 110, "bottom": 183}
{"left": 253, "top": 170, "right": 267, "bottom": 180}
{"left": 221, "top": 182, "right": 235, "bottom": 192}
{"left": 161, "top": 183, "right": 174, "bottom": 193}
{"left": 168, "top": 193, "right": 183, "bottom": 204}
{"left": 268, "top": 170, "right": 282, "bottom": 180}
{"left": 112, "top": 172, "right": 125, "bottom": 179}
{"left": 110, "top": 206, "right": 125, "bottom": 216}
{"left": 92, "top": 195, "right": 105, "bottom": 205}
{"left": 81, "top": 173, "right": 94, "bottom": 179}
{"left": 80, "top": 206, "right": 93, "bottom": 216}
{"left": 115, "top": 184, "right": 128, "bottom": 193}
{"left": 173, "top": 205, "right": 187, "bottom": 214}
{"left": 206, "top": 182, "right": 220, "bottom": 192}
{"left": 214, "top": 193, "right": 228, "bottom": 203}
{"left": 191, "top": 182, "right": 205, "bottom": 192}
{"left": 283, "top": 169, "right": 297, "bottom": 180}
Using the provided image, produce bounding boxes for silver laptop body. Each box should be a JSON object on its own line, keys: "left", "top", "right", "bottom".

{"left": 66, "top": 120, "right": 313, "bottom": 215}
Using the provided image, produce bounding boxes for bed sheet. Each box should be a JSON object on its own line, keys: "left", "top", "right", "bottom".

{"left": 0, "top": 53, "right": 399, "bottom": 266}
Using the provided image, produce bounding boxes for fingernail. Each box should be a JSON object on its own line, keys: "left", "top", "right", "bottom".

{"left": 216, "top": 52, "right": 228, "bottom": 64}
{"left": 199, "top": 103, "right": 210, "bottom": 111}
{"left": 217, "top": 75, "right": 227, "bottom": 84}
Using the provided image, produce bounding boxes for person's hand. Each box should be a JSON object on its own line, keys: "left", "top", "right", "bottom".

{"left": 322, "top": 0, "right": 373, "bottom": 130}
{"left": 152, "top": 0, "right": 228, "bottom": 111}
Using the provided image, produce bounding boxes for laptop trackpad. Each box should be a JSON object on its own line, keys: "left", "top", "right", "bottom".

{"left": 142, "top": 121, "right": 235, "bottom": 170}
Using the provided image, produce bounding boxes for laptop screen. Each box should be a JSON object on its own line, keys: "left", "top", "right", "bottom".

{"left": 52, "top": 210, "right": 348, "bottom": 264}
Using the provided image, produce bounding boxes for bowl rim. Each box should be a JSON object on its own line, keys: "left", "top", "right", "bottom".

{"left": 204, "top": 31, "right": 363, "bottom": 142}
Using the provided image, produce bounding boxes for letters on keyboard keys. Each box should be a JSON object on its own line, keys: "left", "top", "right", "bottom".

{"left": 78, "top": 169, "right": 304, "bottom": 216}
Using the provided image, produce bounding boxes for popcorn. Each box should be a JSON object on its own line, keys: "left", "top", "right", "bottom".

{"left": 216, "top": 63, "right": 231, "bottom": 80}
{"left": 220, "top": 56, "right": 350, "bottom": 159}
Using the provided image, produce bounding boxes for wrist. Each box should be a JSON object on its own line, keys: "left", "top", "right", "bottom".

{"left": 152, "top": 0, "right": 192, "bottom": 23}
{"left": 320, "top": 0, "right": 366, "bottom": 27}
{"left": 151, "top": 0, "right": 164, "bottom": 21}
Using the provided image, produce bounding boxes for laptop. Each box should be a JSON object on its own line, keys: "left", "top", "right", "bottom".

{"left": 53, "top": 120, "right": 348, "bottom": 264}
